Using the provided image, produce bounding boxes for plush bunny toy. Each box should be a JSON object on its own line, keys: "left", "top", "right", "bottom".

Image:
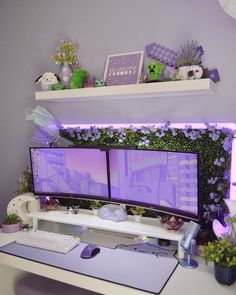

{"left": 35, "top": 72, "right": 60, "bottom": 91}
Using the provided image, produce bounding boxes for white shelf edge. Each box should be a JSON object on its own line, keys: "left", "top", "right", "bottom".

{"left": 35, "top": 79, "right": 216, "bottom": 102}
{"left": 27, "top": 210, "right": 186, "bottom": 241}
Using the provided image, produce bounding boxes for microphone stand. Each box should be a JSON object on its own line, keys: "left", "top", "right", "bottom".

{"left": 179, "top": 239, "right": 198, "bottom": 269}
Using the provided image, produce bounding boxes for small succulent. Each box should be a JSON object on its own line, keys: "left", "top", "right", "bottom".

{"left": 90, "top": 200, "right": 102, "bottom": 209}
{"left": 177, "top": 40, "right": 203, "bottom": 67}
{"left": 130, "top": 206, "right": 146, "bottom": 215}
{"left": 3, "top": 213, "right": 20, "bottom": 225}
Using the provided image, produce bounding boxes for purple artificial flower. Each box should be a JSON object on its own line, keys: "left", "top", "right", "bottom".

{"left": 217, "top": 184, "right": 223, "bottom": 191}
{"left": 210, "top": 204, "right": 216, "bottom": 212}
{"left": 149, "top": 125, "right": 157, "bottom": 132}
{"left": 189, "top": 130, "right": 200, "bottom": 141}
{"left": 223, "top": 136, "right": 233, "bottom": 153}
{"left": 155, "top": 130, "right": 165, "bottom": 138}
{"left": 214, "top": 159, "right": 222, "bottom": 166}
{"left": 224, "top": 170, "right": 230, "bottom": 181}
{"left": 209, "top": 130, "right": 221, "bottom": 141}
{"left": 82, "top": 135, "right": 88, "bottom": 141}
{"left": 129, "top": 125, "right": 137, "bottom": 132}
{"left": 210, "top": 192, "right": 216, "bottom": 200}
{"left": 139, "top": 136, "right": 150, "bottom": 147}
{"left": 208, "top": 177, "right": 218, "bottom": 184}
{"left": 171, "top": 129, "right": 177, "bottom": 136}
{"left": 140, "top": 126, "right": 150, "bottom": 135}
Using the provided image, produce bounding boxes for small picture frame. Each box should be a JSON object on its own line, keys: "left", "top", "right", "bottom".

{"left": 104, "top": 51, "right": 144, "bottom": 86}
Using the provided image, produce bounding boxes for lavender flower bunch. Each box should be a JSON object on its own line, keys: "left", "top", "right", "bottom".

{"left": 177, "top": 40, "right": 203, "bottom": 67}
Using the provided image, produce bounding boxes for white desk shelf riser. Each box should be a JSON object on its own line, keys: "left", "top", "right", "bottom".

{"left": 28, "top": 209, "right": 186, "bottom": 257}
{"left": 35, "top": 79, "right": 216, "bottom": 102}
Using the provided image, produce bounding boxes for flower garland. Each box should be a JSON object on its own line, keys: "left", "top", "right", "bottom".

{"left": 59, "top": 122, "right": 234, "bottom": 227}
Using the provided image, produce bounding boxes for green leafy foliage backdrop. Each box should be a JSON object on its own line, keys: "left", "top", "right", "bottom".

{"left": 59, "top": 122, "right": 234, "bottom": 228}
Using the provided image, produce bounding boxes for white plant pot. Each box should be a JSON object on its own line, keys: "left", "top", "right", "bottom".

{"left": 134, "top": 215, "right": 142, "bottom": 222}
{"left": 2, "top": 222, "right": 21, "bottom": 233}
{"left": 92, "top": 208, "right": 99, "bottom": 216}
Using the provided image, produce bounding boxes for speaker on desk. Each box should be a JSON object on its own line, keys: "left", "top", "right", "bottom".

{"left": 179, "top": 221, "right": 201, "bottom": 269}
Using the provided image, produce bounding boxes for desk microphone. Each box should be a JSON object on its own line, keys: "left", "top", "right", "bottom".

{"left": 179, "top": 221, "right": 201, "bottom": 269}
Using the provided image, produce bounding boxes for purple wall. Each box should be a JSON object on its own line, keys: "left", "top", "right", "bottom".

{"left": 0, "top": 0, "right": 236, "bottom": 221}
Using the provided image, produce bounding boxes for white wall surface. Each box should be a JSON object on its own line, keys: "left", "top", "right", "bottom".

{"left": 0, "top": 0, "right": 236, "bottom": 221}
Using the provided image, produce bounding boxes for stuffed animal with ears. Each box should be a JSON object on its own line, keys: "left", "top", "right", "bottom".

{"left": 35, "top": 72, "right": 60, "bottom": 91}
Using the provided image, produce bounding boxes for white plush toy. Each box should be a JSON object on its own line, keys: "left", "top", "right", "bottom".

{"left": 187, "top": 65, "right": 203, "bottom": 80}
{"left": 35, "top": 72, "right": 60, "bottom": 91}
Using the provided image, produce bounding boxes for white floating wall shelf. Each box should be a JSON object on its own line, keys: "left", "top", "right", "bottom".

{"left": 35, "top": 79, "right": 216, "bottom": 102}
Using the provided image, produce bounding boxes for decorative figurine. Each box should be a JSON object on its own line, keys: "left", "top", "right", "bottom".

{"left": 95, "top": 79, "right": 106, "bottom": 87}
{"left": 51, "top": 83, "right": 65, "bottom": 90}
{"left": 84, "top": 75, "right": 96, "bottom": 88}
{"left": 187, "top": 65, "right": 203, "bottom": 80}
{"left": 146, "top": 42, "right": 178, "bottom": 67}
{"left": 35, "top": 72, "right": 60, "bottom": 91}
{"left": 138, "top": 73, "right": 147, "bottom": 83}
{"left": 147, "top": 61, "right": 164, "bottom": 82}
{"left": 162, "top": 66, "right": 177, "bottom": 81}
{"left": 209, "top": 68, "right": 220, "bottom": 83}
{"left": 70, "top": 69, "right": 87, "bottom": 89}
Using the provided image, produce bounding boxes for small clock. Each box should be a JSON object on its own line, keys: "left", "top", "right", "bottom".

{"left": 7, "top": 193, "right": 40, "bottom": 225}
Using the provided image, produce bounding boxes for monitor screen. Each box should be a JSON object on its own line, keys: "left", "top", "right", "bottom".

{"left": 109, "top": 148, "right": 199, "bottom": 219}
{"left": 30, "top": 147, "right": 109, "bottom": 199}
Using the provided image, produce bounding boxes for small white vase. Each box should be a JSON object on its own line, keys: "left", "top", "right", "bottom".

{"left": 93, "top": 208, "right": 98, "bottom": 216}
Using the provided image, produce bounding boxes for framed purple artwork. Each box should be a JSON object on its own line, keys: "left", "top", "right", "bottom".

{"left": 104, "top": 51, "right": 144, "bottom": 86}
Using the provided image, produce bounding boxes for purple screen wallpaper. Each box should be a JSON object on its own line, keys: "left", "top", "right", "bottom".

{"left": 109, "top": 149, "right": 198, "bottom": 215}
{"left": 30, "top": 148, "right": 109, "bottom": 198}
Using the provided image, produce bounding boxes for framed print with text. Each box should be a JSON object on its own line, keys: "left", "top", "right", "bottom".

{"left": 104, "top": 51, "right": 144, "bottom": 86}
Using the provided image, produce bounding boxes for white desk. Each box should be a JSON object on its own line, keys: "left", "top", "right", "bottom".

{"left": 0, "top": 230, "right": 235, "bottom": 295}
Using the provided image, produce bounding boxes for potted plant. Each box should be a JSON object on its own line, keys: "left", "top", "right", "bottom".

{"left": 52, "top": 37, "right": 80, "bottom": 87}
{"left": 176, "top": 40, "right": 203, "bottom": 80}
{"left": 130, "top": 206, "right": 146, "bottom": 222}
{"left": 2, "top": 213, "right": 21, "bottom": 233}
{"left": 17, "top": 166, "right": 33, "bottom": 194}
{"left": 199, "top": 212, "right": 236, "bottom": 286}
{"left": 90, "top": 200, "right": 102, "bottom": 215}
{"left": 160, "top": 214, "right": 184, "bottom": 230}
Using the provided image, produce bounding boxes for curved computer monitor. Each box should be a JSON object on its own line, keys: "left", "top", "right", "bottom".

{"left": 30, "top": 146, "right": 199, "bottom": 221}
{"left": 109, "top": 148, "right": 199, "bottom": 221}
{"left": 30, "top": 147, "right": 109, "bottom": 201}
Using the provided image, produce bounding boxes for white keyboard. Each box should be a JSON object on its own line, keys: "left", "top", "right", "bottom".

{"left": 16, "top": 230, "right": 80, "bottom": 254}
